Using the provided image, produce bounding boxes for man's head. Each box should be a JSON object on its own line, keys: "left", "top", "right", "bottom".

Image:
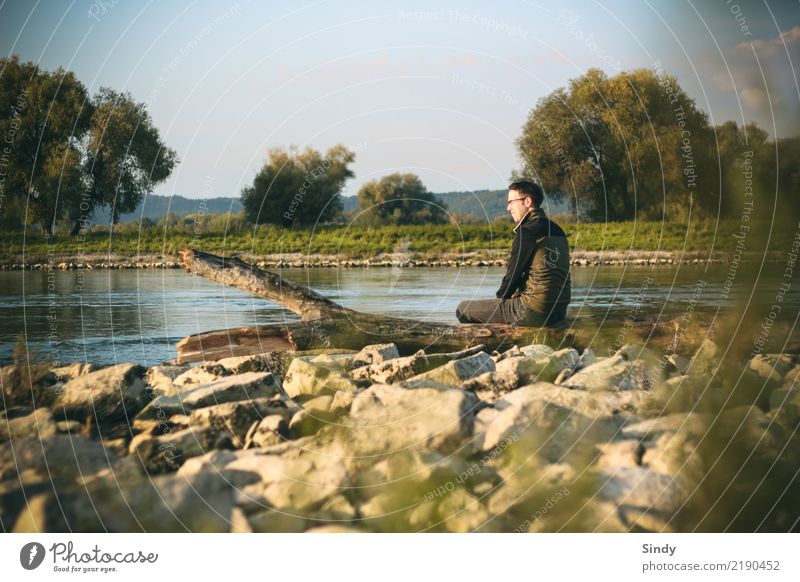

{"left": 507, "top": 181, "right": 544, "bottom": 222}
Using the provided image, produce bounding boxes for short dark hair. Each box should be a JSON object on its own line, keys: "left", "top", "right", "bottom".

{"left": 508, "top": 181, "right": 544, "bottom": 207}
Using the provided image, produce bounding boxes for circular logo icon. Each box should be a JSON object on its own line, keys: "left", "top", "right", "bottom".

{"left": 20, "top": 542, "right": 46, "bottom": 570}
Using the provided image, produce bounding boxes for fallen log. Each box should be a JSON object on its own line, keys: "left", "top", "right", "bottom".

{"left": 174, "top": 249, "right": 741, "bottom": 364}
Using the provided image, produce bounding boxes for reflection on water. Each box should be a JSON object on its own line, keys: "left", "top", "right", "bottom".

{"left": 0, "top": 264, "right": 796, "bottom": 366}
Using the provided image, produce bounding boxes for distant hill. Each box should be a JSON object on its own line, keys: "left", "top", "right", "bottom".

{"left": 92, "top": 195, "right": 243, "bottom": 223}
{"left": 100, "top": 190, "right": 568, "bottom": 224}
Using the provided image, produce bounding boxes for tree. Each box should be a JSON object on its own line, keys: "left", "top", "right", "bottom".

{"left": 84, "top": 88, "right": 178, "bottom": 229}
{"left": 241, "top": 144, "right": 355, "bottom": 227}
{"left": 356, "top": 172, "right": 448, "bottom": 226}
{"left": 0, "top": 56, "right": 176, "bottom": 235}
{"left": 515, "top": 68, "right": 716, "bottom": 221}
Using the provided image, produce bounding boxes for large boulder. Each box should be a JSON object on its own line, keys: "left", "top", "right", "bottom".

{"left": 0, "top": 408, "right": 57, "bottom": 442}
{"left": 345, "top": 384, "right": 480, "bottom": 455}
{"left": 473, "top": 384, "right": 624, "bottom": 463}
{"left": 57, "top": 363, "right": 148, "bottom": 421}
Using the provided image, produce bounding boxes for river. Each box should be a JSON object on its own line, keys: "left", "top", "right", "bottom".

{"left": 0, "top": 264, "right": 796, "bottom": 366}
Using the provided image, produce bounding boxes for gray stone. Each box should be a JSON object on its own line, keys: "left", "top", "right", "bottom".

{"left": 244, "top": 414, "right": 288, "bottom": 449}
{"left": 0, "top": 408, "right": 57, "bottom": 442}
{"left": 346, "top": 383, "right": 480, "bottom": 455}
{"left": 129, "top": 426, "right": 221, "bottom": 473}
{"left": 561, "top": 353, "right": 656, "bottom": 391}
{"left": 188, "top": 397, "right": 291, "bottom": 448}
{"left": 282, "top": 358, "right": 358, "bottom": 399}
{"left": 406, "top": 352, "right": 494, "bottom": 386}
{"left": 57, "top": 363, "right": 148, "bottom": 421}
{"left": 352, "top": 343, "right": 401, "bottom": 368}
{"left": 351, "top": 350, "right": 431, "bottom": 384}
{"left": 139, "top": 372, "right": 281, "bottom": 418}
{"left": 473, "top": 384, "right": 624, "bottom": 463}
{"left": 144, "top": 365, "right": 190, "bottom": 396}
{"left": 520, "top": 344, "right": 554, "bottom": 360}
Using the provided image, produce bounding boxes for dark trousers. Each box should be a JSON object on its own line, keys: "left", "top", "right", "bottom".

{"left": 456, "top": 297, "right": 566, "bottom": 326}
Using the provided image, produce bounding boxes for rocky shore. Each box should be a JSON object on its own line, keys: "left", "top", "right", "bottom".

{"left": 0, "top": 249, "right": 756, "bottom": 271}
{"left": 2, "top": 339, "right": 798, "bottom": 532}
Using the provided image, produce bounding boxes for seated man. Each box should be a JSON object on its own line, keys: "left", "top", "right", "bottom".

{"left": 456, "top": 181, "right": 571, "bottom": 326}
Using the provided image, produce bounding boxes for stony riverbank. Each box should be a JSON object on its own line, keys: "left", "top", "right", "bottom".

{"left": 2, "top": 338, "right": 798, "bottom": 532}
{"left": 0, "top": 249, "right": 763, "bottom": 271}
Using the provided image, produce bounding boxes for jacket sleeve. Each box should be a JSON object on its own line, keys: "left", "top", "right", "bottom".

{"left": 496, "top": 227, "right": 539, "bottom": 299}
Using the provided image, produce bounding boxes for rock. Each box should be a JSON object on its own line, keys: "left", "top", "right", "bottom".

{"left": 212, "top": 353, "right": 276, "bottom": 375}
{"left": 188, "top": 397, "right": 291, "bottom": 448}
{"left": 561, "top": 352, "right": 656, "bottom": 391}
{"left": 351, "top": 351, "right": 430, "bottom": 384}
{"left": 145, "top": 365, "right": 190, "bottom": 396}
{"left": 463, "top": 367, "right": 522, "bottom": 403}
{"left": 576, "top": 347, "right": 599, "bottom": 371}
{"left": 287, "top": 409, "right": 329, "bottom": 437}
{"left": 473, "top": 384, "right": 624, "bottom": 463}
{"left": 220, "top": 448, "right": 350, "bottom": 512}
{"left": 622, "top": 413, "right": 709, "bottom": 439}
{"left": 406, "top": 352, "right": 494, "bottom": 386}
{"left": 129, "top": 426, "right": 222, "bottom": 473}
{"left": 52, "top": 363, "right": 99, "bottom": 382}
{"left": 173, "top": 366, "right": 222, "bottom": 387}
{"left": 486, "top": 463, "right": 574, "bottom": 516}
{"left": 346, "top": 384, "right": 480, "bottom": 455}
{"left": 248, "top": 508, "right": 306, "bottom": 532}
{"left": 492, "top": 345, "right": 523, "bottom": 363}
{"left": 520, "top": 344, "right": 554, "bottom": 360}
{"left": 303, "top": 395, "right": 334, "bottom": 414}
{"left": 687, "top": 339, "right": 719, "bottom": 377}
{"left": 330, "top": 390, "right": 355, "bottom": 415}
{"left": 282, "top": 359, "right": 358, "bottom": 400}
{"left": 309, "top": 494, "right": 357, "bottom": 522}
{"left": 230, "top": 507, "right": 252, "bottom": 533}
{"left": 139, "top": 372, "right": 281, "bottom": 418}
{"left": 309, "top": 353, "right": 357, "bottom": 372}
{"left": 244, "top": 414, "right": 288, "bottom": 448}
{"left": 0, "top": 408, "right": 57, "bottom": 442}
{"left": 57, "top": 363, "right": 148, "bottom": 422}
{"left": 748, "top": 354, "right": 793, "bottom": 383}
{"left": 596, "top": 466, "right": 688, "bottom": 525}
{"left": 352, "top": 343, "right": 401, "bottom": 368}
{"left": 11, "top": 492, "right": 68, "bottom": 532}
{"left": 437, "top": 488, "right": 492, "bottom": 532}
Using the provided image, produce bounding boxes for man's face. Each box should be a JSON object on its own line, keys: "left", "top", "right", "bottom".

{"left": 506, "top": 189, "right": 532, "bottom": 222}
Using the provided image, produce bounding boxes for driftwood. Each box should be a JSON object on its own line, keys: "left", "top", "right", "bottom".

{"left": 173, "top": 249, "right": 737, "bottom": 364}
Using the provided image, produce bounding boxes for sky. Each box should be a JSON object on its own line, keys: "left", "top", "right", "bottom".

{"left": 1, "top": 0, "right": 799, "bottom": 200}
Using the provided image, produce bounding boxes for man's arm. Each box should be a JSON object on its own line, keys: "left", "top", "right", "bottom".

{"left": 496, "top": 227, "right": 539, "bottom": 299}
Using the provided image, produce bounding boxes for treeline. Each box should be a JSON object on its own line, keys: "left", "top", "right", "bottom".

{"left": 0, "top": 56, "right": 177, "bottom": 235}
{"left": 3, "top": 56, "right": 798, "bottom": 237}
{"left": 517, "top": 67, "right": 799, "bottom": 221}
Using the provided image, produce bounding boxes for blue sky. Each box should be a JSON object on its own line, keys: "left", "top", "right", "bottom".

{"left": 1, "top": 0, "right": 798, "bottom": 200}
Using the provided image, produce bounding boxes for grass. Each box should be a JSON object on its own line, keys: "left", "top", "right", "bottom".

{"left": 0, "top": 217, "right": 791, "bottom": 263}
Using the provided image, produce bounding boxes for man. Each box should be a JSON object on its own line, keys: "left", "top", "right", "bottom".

{"left": 456, "top": 181, "right": 571, "bottom": 326}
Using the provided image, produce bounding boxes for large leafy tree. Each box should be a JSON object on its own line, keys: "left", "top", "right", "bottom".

{"left": 356, "top": 172, "right": 448, "bottom": 226}
{"left": 85, "top": 87, "right": 177, "bottom": 227}
{"left": 0, "top": 56, "right": 177, "bottom": 235}
{"left": 515, "top": 68, "right": 717, "bottom": 221}
{"left": 241, "top": 144, "right": 355, "bottom": 227}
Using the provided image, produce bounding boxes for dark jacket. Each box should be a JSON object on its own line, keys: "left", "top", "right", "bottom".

{"left": 496, "top": 207, "right": 571, "bottom": 317}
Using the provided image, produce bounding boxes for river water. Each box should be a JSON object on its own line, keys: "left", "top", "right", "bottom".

{"left": 0, "top": 264, "right": 796, "bottom": 366}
